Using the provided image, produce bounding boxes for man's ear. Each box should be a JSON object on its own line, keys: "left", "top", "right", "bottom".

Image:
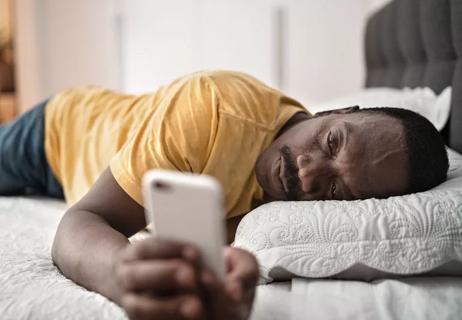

{"left": 314, "top": 106, "right": 360, "bottom": 117}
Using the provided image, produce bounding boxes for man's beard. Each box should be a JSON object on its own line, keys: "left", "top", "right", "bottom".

{"left": 279, "top": 145, "right": 301, "bottom": 201}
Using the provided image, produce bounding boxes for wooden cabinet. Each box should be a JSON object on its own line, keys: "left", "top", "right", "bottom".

{"left": 0, "top": 0, "right": 16, "bottom": 122}
{"left": 0, "top": 93, "right": 17, "bottom": 123}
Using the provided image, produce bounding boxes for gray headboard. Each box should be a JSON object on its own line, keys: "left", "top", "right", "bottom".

{"left": 365, "top": 0, "right": 462, "bottom": 153}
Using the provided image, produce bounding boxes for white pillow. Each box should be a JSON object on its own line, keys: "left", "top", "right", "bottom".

{"left": 234, "top": 148, "right": 462, "bottom": 283}
{"left": 311, "top": 87, "right": 452, "bottom": 131}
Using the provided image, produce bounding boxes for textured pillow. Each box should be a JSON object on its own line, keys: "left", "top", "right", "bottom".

{"left": 234, "top": 148, "right": 462, "bottom": 283}
{"left": 311, "top": 87, "right": 452, "bottom": 131}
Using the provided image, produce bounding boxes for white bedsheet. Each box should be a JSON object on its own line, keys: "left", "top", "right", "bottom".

{"left": 2, "top": 197, "right": 462, "bottom": 320}
{"left": 0, "top": 197, "right": 126, "bottom": 320}
{"left": 250, "top": 277, "right": 462, "bottom": 320}
{"left": 290, "top": 277, "right": 462, "bottom": 320}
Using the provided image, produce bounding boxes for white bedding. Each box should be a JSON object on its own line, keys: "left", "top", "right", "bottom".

{"left": 0, "top": 197, "right": 125, "bottom": 320}
{"left": 250, "top": 277, "right": 462, "bottom": 320}
{"left": 2, "top": 197, "right": 462, "bottom": 320}
{"left": 290, "top": 277, "right": 462, "bottom": 320}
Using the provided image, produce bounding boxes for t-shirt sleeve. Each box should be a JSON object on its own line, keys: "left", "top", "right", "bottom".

{"left": 109, "top": 74, "right": 217, "bottom": 205}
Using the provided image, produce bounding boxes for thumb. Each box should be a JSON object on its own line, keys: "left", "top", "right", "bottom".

{"left": 224, "top": 247, "right": 259, "bottom": 296}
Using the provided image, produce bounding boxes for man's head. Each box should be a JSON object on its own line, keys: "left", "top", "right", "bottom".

{"left": 255, "top": 107, "right": 449, "bottom": 201}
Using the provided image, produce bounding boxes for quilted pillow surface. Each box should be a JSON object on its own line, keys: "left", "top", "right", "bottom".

{"left": 234, "top": 149, "right": 462, "bottom": 283}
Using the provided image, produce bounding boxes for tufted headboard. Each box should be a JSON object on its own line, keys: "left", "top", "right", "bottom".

{"left": 365, "top": 0, "right": 462, "bottom": 153}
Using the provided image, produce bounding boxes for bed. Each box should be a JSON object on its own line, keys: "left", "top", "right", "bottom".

{"left": 249, "top": 0, "right": 462, "bottom": 319}
{"left": 1, "top": 0, "right": 462, "bottom": 319}
{"left": 2, "top": 194, "right": 462, "bottom": 320}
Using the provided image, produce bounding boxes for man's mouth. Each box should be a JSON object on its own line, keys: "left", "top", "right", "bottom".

{"left": 279, "top": 145, "right": 302, "bottom": 201}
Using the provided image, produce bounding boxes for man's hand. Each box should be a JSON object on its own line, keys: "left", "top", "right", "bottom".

{"left": 114, "top": 238, "right": 204, "bottom": 320}
{"left": 54, "top": 170, "right": 260, "bottom": 320}
{"left": 114, "top": 238, "right": 259, "bottom": 320}
{"left": 202, "top": 247, "right": 259, "bottom": 320}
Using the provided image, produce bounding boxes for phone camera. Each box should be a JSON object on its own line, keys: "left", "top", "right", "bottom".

{"left": 154, "top": 181, "right": 171, "bottom": 191}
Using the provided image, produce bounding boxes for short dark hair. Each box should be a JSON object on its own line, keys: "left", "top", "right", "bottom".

{"left": 359, "top": 107, "right": 449, "bottom": 194}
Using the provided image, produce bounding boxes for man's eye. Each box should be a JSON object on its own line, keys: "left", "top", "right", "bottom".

{"left": 331, "top": 181, "right": 337, "bottom": 199}
{"left": 327, "top": 131, "right": 335, "bottom": 154}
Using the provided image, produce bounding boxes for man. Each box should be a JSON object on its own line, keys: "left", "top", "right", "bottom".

{"left": 0, "top": 70, "right": 448, "bottom": 319}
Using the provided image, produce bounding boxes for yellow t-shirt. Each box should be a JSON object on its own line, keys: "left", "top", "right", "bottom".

{"left": 44, "top": 70, "right": 308, "bottom": 218}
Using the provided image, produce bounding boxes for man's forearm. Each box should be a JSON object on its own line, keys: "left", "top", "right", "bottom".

{"left": 52, "top": 209, "right": 129, "bottom": 303}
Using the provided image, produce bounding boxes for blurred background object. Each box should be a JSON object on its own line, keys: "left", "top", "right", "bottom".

{"left": 0, "top": 27, "right": 14, "bottom": 92}
{"left": 0, "top": 0, "right": 16, "bottom": 123}
{"left": 11, "top": 0, "right": 390, "bottom": 114}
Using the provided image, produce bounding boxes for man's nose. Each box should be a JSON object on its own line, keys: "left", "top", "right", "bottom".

{"left": 296, "top": 154, "right": 327, "bottom": 194}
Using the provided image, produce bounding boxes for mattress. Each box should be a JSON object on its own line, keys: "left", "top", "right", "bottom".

{"left": 250, "top": 277, "right": 462, "bottom": 320}
{"left": 0, "top": 197, "right": 125, "bottom": 320}
{"left": 1, "top": 196, "right": 462, "bottom": 320}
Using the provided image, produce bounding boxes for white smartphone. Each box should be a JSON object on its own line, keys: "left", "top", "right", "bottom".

{"left": 142, "top": 169, "right": 226, "bottom": 279}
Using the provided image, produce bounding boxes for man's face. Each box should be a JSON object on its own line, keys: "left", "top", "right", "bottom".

{"left": 255, "top": 111, "right": 410, "bottom": 201}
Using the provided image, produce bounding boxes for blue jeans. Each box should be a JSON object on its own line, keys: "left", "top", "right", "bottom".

{"left": 0, "top": 100, "right": 64, "bottom": 198}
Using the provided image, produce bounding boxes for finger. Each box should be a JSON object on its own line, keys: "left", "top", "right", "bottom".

{"left": 121, "top": 293, "right": 203, "bottom": 320}
{"left": 224, "top": 247, "right": 259, "bottom": 293}
{"left": 201, "top": 269, "right": 223, "bottom": 295}
{"left": 224, "top": 280, "right": 244, "bottom": 302}
{"left": 122, "top": 238, "right": 200, "bottom": 263}
{"left": 200, "top": 269, "right": 230, "bottom": 318}
{"left": 200, "top": 270, "right": 250, "bottom": 320}
{"left": 116, "top": 259, "right": 198, "bottom": 293}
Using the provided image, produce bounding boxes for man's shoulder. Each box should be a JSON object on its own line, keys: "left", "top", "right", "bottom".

{"left": 198, "top": 70, "right": 269, "bottom": 90}
{"left": 172, "top": 70, "right": 307, "bottom": 129}
{"left": 199, "top": 70, "right": 303, "bottom": 130}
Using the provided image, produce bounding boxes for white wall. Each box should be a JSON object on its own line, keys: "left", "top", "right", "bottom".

{"left": 14, "top": 0, "right": 392, "bottom": 112}
{"left": 14, "top": 0, "right": 120, "bottom": 111}
{"left": 368, "top": 0, "right": 391, "bottom": 15}
{"left": 284, "top": 0, "right": 367, "bottom": 105}
{"left": 120, "top": 0, "right": 384, "bottom": 105}
{"left": 120, "top": 0, "right": 277, "bottom": 93}
{"left": 119, "top": 0, "right": 377, "bottom": 105}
